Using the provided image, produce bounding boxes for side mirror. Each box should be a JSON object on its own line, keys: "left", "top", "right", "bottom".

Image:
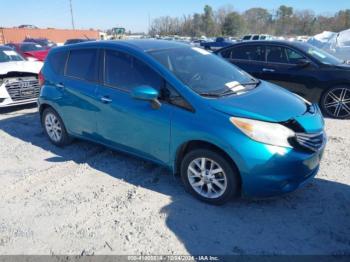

{"left": 131, "top": 86, "right": 161, "bottom": 109}
{"left": 296, "top": 59, "right": 310, "bottom": 68}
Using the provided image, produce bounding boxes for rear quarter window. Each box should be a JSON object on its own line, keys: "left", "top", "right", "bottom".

{"left": 49, "top": 51, "right": 69, "bottom": 75}
{"left": 66, "top": 49, "right": 98, "bottom": 82}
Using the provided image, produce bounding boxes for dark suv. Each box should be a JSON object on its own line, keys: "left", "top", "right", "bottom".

{"left": 216, "top": 41, "right": 350, "bottom": 119}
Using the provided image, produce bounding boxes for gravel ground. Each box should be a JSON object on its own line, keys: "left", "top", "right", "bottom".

{"left": 0, "top": 105, "right": 349, "bottom": 255}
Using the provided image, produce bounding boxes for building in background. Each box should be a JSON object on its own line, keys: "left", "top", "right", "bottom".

{"left": 0, "top": 28, "right": 100, "bottom": 45}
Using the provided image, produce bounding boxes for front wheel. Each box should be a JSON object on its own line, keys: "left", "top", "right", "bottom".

{"left": 320, "top": 86, "right": 350, "bottom": 119}
{"left": 180, "top": 149, "right": 240, "bottom": 205}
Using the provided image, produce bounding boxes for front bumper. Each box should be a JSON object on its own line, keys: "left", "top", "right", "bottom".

{"left": 0, "top": 78, "right": 39, "bottom": 108}
{"left": 0, "top": 97, "right": 38, "bottom": 108}
{"left": 227, "top": 136, "right": 326, "bottom": 198}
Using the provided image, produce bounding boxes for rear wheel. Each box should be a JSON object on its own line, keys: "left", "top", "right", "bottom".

{"left": 42, "top": 107, "right": 71, "bottom": 146}
{"left": 181, "top": 149, "right": 240, "bottom": 205}
{"left": 321, "top": 86, "right": 350, "bottom": 119}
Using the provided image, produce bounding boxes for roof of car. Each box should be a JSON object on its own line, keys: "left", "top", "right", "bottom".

{"left": 229, "top": 40, "right": 310, "bottom": 48}
{"left": 60, "top": 40, "right": 189, "bottom": 52}
{"left": 0, "top": 45, "right": 13, "bottom": 51}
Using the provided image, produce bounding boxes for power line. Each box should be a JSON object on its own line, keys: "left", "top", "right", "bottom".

{"left": 69, "top": 0, "right": 75, "bottom": 29}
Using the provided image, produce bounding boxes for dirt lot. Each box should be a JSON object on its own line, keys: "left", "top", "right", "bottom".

{"left": 0, "top": 105, "right": 349, "bottom": 255}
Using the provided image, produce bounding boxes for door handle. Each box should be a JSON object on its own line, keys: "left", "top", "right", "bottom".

{"left": 100, "top": 96, "right": 112, "bottom": 104}
{"left": 55, "top": 83, "right": 65, "bottom": 89}
{"left": 262, "top": 68, "right": 275, "bottom": 72}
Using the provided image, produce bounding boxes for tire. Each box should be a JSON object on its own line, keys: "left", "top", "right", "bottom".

{"left": 180, "top": 149, "right": 240, "bottom": 205}
{"left": 320, "top": 86, "right": 350, "bottom": 119}
{"left": 41, "top": 107, "right": 72, "bottom": 146}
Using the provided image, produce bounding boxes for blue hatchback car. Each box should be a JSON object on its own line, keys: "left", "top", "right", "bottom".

{"left": 38, "top": 40, "right": 326, "bottom": 204}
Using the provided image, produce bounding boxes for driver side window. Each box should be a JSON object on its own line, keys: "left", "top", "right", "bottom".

{"left": 285, "top": 48, "right": 306, "bottom": 64}
{"left": 104, "top": 50, "right": 163, "bottom": 92}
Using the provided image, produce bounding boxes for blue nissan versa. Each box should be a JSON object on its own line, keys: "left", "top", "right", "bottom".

{"left": 38, "top": 40, "right": 327, "bottom": 204}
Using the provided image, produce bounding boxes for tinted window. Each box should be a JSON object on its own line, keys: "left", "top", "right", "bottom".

{"left": 104, "top": 50, "right": 163, "bottom": 91}
{"left": 285, "top": 48, "right": 305, "bottom": 64}
{"left": 230, "top": 45, "right": 265, "bottom": 61}
{"left": 66, "top": 49, "right": 98, "bottom": 82}
{"left": 242, "top": 35, "right": 251, "bottom": 40}
{"left": 252, "top": 35, "right": 259, "bottom": 40}
{"left": 49, "top": 51, "right": 69, "bottom": 75}
{"left": 266, "top": 46, "right": 288, "bottom": 63}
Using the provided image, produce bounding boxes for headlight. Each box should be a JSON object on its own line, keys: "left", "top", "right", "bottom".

{"left": 230, "top": 117, "right": 295, "bottom": 148}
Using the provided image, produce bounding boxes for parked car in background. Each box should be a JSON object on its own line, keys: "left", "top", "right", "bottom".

{"left": 5, "top": 42, "right": 49, "bottom": 61}
{"left": 0, "top": 46, "right": 43, "bottom": 108}
{"left": 200, "top": 37, "right": 233, "bottom": 51}
{"left": 18, "top": 24, "right": 38, "bottom": 29}
{"left": 64, "top": 38, "right": 96, "bottom": 45}
{"left": 216, "top": 41, "right": 350, "bottom": 119}
{"left": 242, "top": 34, "right": 274, "bottom": 41}
{"left": 23, "top": 38, "right": 56, "bottom": 49}
{"left": 39, "top": 40, "right": 326, "bottom": 204}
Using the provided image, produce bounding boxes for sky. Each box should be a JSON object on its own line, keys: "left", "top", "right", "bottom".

{"left": 1, "top": 0, "right": 349, "bottom": 32}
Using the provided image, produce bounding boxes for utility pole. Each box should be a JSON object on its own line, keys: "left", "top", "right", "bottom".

{"left": 69, "top": 0, "right": 75, "bottom": 30}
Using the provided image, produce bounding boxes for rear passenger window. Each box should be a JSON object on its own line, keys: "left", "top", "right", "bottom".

{"left": 230, "top": 45, "right": 265, "bottom": 61}
{"left": 49, "top": 51, "right": 68, "bottom": 75}
{"left": 104, "top": 50, "right": 163, "bottom": 91}
{"left": 66, "top": 49, "right": 98, "bottom": 82}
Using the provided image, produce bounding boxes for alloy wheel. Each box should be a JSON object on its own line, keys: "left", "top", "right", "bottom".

{"left": 187, "top": 157, "right": 227, "bottom": 199}
{"left": 45, "top": 113, "right": 62, "bottom": 142}
{"left": 323, "top": 88, "right": 350, "bottom": 118}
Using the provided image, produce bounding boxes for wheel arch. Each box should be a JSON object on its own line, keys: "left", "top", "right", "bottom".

{"left": 174, "top": 140, "right": 242, "bottom": 186}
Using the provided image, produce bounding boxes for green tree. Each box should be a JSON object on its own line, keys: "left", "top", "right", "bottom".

{"left": 222, "top": 12, "right": 245, "bottom": 36}
{"left": 275, "top": 5, "right": 294, "bottom": 35}
{"left": 244, "top": 8, "right": 272, "bottom": 34}
{"left": 201, "top": 5, "right": 216, "bottom": 36}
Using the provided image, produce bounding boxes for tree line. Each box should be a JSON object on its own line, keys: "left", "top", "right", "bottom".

{"left": 149, "top": 5, "right": 350, "bottom": 37}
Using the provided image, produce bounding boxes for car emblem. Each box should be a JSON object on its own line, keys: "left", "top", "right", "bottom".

{"left": 19, "top": 81, "right": 31, "bottom": 89}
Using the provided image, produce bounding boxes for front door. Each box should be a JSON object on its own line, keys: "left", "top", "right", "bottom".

{"left": 95, "top": 49, "right": 172, "bottom": 164}
{"left": 262, "top": 45, "right": 318, "bottom": 100}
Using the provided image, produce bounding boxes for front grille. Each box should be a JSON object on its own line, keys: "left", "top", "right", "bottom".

{"left": 4, "top": 77, "right": 40, "bottom": 101}
{"left": 295, "top": 132, "right": 326, "bottom": 152}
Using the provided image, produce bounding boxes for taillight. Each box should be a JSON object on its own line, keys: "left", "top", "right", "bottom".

{"left": 38, "top": 70, "right": 45, "bottom": 87}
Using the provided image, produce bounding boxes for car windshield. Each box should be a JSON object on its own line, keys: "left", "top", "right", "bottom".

{"left": 148, "top": 47, "right": 258, "bottom": 96}
{"left": 0, "top": 49, "right": 24, "bottom": 62}
{"left": 300, "top": 45, "right": 344, "bottom": 65}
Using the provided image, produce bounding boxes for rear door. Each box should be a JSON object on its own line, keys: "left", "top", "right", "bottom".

{"left": 59, "top": 48, "right": 100, "bottom": 137}
{"left": 219, "top": 44, "right": 266, "bottom": 79}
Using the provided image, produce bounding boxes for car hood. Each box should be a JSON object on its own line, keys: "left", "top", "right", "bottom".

{"left": 0, "top": 61, "right": 43, "bottom": 75}
{"left": 209, "top": 81, "right": 311, "bottom": 123}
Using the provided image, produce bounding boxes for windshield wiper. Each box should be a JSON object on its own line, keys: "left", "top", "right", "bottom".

{"left": 198, "top": 80, "right": 260, "bottom": 98}
{"left": 198, "top": 92, "right": 223, "bottom": 97}
{"left": 241, "top": 79, "right": 261, "bottom": 86}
